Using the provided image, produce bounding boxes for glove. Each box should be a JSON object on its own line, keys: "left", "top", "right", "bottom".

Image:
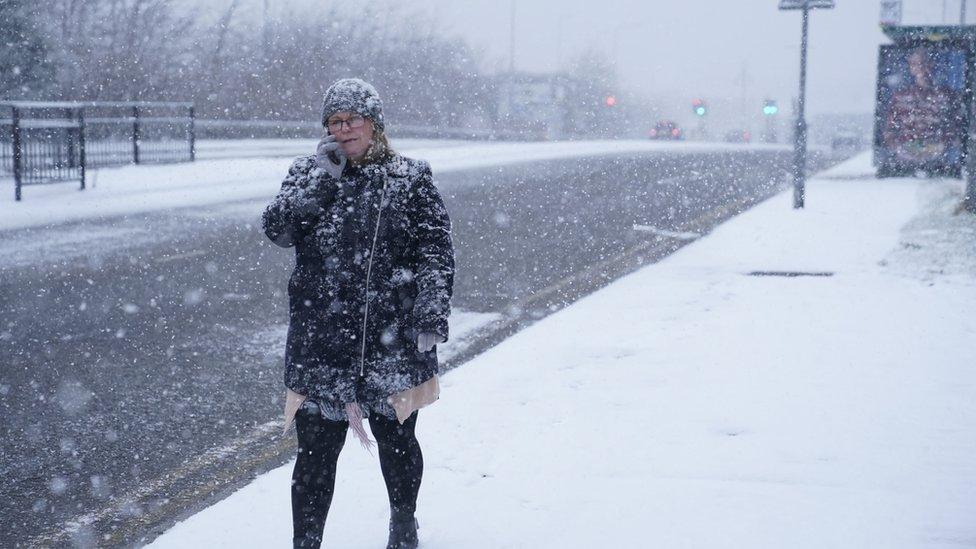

{"left": 417, "top": 332, "right": 445, "bottom": 353}
{"left": 315, "top": 133, "right": 347, "bottom": 179}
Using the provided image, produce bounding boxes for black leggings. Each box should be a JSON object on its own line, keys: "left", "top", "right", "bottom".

{"left": 291, "top": 405, "right": 423, "bottom": 548}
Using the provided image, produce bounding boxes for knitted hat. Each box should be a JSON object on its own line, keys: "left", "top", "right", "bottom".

{"left": 320, "top": 78, "right": 385, "bottom": 131}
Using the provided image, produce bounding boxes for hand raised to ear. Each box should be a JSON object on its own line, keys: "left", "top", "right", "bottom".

{"left": 315, "top": 133, "right": 347, "bottom": 179}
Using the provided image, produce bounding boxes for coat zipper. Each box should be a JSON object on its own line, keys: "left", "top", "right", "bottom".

{"left": 359, "top": 178, "right": 389, "bottom": 377}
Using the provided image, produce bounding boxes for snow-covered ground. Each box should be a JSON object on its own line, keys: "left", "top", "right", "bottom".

{"left": 193, "top": 137, "right": 469, "bottom": 161}
{"left": 0, "top": 139, "right": 788, "bottom": 232}
{"left": 146, "top": 153, "right": 976, "bottom": 548}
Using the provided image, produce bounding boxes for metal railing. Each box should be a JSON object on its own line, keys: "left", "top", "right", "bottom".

{"left": 1, "top": 101, "right": 195, "bottom": 201}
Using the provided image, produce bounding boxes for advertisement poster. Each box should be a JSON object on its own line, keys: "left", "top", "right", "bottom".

{"left": 875, "top": 44, "right": 969, "bottom": 175}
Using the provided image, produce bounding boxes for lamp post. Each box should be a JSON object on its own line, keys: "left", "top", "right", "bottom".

{"left": 779, "top": 0, "right": 834, "bottom": 209}
{"left": 509, "top": 0, "right": 516, "bottom": 73}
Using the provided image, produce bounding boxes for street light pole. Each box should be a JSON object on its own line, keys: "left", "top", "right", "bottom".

{"left": 509, "top": 0, "right": 516, "bottom": 73}
{"left": 793, "top": 5, "right": 810, "bottom": 209}
{"left": 780, "top": 0, "right": 832, "bottom": 209}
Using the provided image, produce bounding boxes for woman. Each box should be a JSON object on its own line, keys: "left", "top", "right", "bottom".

{"left": 262, "top": 78, "right": 455, "bottom": 549}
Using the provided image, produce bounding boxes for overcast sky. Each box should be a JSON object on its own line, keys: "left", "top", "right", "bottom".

{"left": 405, "top": 0, "right": 961, "bottom": 117}
{"left": 225, "top": 0, "right": 962, "bottom": 121}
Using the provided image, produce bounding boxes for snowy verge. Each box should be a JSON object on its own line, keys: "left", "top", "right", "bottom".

{"left": 0, "top": 139, "right": 788, "bottom": 232}
{"left": 146, "top": 154, "right": 976, "bottom": 548}
{"left": 194, "top": 138, "right": 470, "bottom": 161}
{"left": 814, "top": 148, "right": 875, "bottom": 179}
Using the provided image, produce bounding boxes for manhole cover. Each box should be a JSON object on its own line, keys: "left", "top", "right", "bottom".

{"left": 747, "top": 271, "right": 834, "bottom": 277}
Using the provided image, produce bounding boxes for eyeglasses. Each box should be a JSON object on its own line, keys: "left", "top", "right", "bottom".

{"left": 326, "top": 115, "right": 366, "bottom": 132}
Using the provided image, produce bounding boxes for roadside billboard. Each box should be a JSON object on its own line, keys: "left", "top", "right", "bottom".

{"left": 875, "top": 44, "right": 971, "bottom": 177}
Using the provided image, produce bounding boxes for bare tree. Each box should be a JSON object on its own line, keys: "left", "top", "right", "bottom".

{"left": 22, "top": 0, "right": 495, "bottom": 129}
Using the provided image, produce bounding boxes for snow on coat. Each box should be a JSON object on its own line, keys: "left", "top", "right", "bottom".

{"left": 262, "top": 153, "right": 454, "bottom": 405}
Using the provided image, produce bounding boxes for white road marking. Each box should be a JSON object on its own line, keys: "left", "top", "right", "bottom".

{"left": 632, "top": 224, "right": 701, "bottom": 240}
{"left": 155, "top": 249, "right": 207, "bottom": 263}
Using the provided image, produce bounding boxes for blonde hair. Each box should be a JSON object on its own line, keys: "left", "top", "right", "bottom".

{"left": 364, "top": 127, "right": 394, "bottom": 164}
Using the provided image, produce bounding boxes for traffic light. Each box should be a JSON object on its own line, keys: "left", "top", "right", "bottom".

{"left": 605, "top": 95, "right": 617, "bottom": 107}
{"left": 692, "top": 99, "right": 707, "bottom": 117}
{"left": 763, "top": 99, "right": 779, "bottom": 116}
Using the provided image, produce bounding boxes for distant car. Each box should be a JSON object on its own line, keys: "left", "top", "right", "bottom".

{"left": 649, "top": 120, "right": 683, "bottom": 140}
{"left": 724, "top": 129, "right": 752, "bottom": 143}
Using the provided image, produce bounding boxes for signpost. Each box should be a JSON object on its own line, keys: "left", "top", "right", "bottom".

{"left": 779, "top": 0, "right": 835, "bottom": 209}
{"left": 778, "top": 0, "right": 834, "bottom": 7}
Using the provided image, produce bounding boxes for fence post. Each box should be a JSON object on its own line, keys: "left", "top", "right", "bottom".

{"left": 78, "top": 107, "right": 87, "bottom": 191}
{"left": 132, "top": 105, "right": 141, "bottom": 164}
{"left": 12, "top": 106, "right": 23, "bottom": 201}
{"left": 188, "top": 105, "right": 196, "bottom": 162}
{"left": 67, "top": 108, "right": 77, "bottom": 169}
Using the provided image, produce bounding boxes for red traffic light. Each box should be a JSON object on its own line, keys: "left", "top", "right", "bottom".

{"left": 605, "top": 95, "right": 617, "bottom": 107}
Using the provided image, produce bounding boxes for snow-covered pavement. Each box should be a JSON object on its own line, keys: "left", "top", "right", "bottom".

{"left": 148, "top": 151, "right": 976, "bottom": 548}
{"left": 0, "top": 139, "right": 788, "bottom": 231}
{"left": 192, "top": 137, "right": 470, "bottom": 161}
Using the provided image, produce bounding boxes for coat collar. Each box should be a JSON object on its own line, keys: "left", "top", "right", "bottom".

{"left": 378, "top": 154, "right": 412, "bottom": 179}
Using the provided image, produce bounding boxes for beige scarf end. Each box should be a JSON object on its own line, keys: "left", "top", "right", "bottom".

{"left": 388, "top": 376, "right": 440, "bottom": 424}
{"left": 282, "top": 388, "right": 307, "bottom": 435}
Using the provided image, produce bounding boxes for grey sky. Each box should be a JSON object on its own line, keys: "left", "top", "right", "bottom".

{"left": 407, "top": 0, "right": 958, "bottom": 118}
{"left": 223, "top": 0, "right": 961, "bottom": 124}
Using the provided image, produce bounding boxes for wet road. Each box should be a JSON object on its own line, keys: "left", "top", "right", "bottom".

{"left": 0, "top": 148, "right": 818, "bottom": 547}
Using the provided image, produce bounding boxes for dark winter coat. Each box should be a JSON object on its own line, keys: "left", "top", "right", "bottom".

{"left": 262, "top": 153, "right": 454, "bottom": 405}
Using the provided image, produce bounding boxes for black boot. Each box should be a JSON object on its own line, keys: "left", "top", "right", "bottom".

{"left": 387, "top": 515, "right": 419, "bottom": 549}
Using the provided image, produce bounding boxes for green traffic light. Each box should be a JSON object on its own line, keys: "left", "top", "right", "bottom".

{"left": 763, "top": 105, "right": 779, "bottom": 115}
{"left": 695, "top": 107, "right": 707, "bottom": 116}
